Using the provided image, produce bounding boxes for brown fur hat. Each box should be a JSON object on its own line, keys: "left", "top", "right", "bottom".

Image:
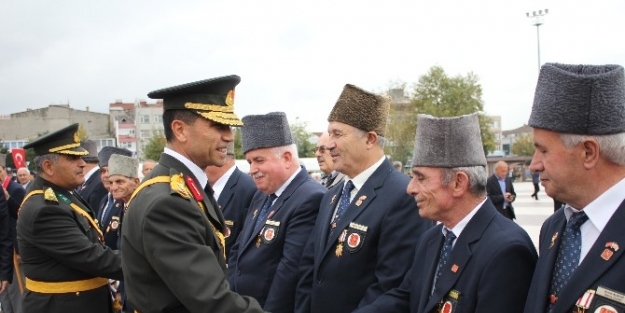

{"left": 327, "top": 84, "right": 391, "bottom": 137}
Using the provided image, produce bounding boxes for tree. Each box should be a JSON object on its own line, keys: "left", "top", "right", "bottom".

{"left": 290, "top": 119, "right": 316, "bottom": 158}
{"left": 511, "top": 133, "right": 535, "bottom": 156}
{"left": 384, "top": 82, "right": 417, "bottom": 165}
{"left": 233, "top": 128, "right": 245, "bottom": 159}
{"left": 143, "top": 131, "right": 166, "bottom": 161}
{"left": 410, "top": 66, "right": 495, "bottom": 155}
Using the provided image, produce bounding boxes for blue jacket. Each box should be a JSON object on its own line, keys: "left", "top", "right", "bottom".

{"left": 217, "top": 167, "right": 257, "bottom": 260}
{"left": 98, "top": 194, "right": 124, "bottom": 250}
{"left": 523, "top": 199, "right": 625, "bottom": 313}
{"left": 228, "top": 167, "right": 325, "bottom": 313}
{"left": 78, "top": 168, "right": 107, "bottom": 217}
{"left": 355, "top": 199, "right": 537, "bottom": 313}
{"left": 295, "top": 159, "right": 433, "bottom": 313}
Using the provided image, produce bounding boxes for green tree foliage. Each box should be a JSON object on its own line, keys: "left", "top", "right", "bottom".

{"left": 290, "top": 119, "right": 316, "bottom": 158}
{"left": 384, "top": 82, "right": 417, "bottom": 165}
{"left": 233, "top": 128, "right": 245, "bottom": 159}
{"left": 143, "top": 131, "right": 166, "bottom": 161}
{"left": 411, "top": 66, "right": 495, "bottom": 155}
{"left": 511, "top": 133, "right": 535, "bottom": 156}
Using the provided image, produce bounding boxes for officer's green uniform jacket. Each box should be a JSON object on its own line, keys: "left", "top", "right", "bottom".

{"left": 121, "top": 153, "right": 263, "bottom": 313}
{"left": 17, "top": 176, "right": 123, "bottom": 313}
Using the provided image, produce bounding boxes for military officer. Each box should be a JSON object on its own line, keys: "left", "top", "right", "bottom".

{"left": 121, "top": 75, "right": 264, "bottom": 313}
{"left": 17, "top": 123, "right": 123, "bottom": 313}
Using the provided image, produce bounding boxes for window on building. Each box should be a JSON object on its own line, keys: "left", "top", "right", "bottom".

{"left": 141, "top": 130, "right": 151, "bottom": 138}
{"left": 140, "top": 115, "right": 150, "bottom": 123}
{"left": 153, "top": 115, "right": 162, "bottom": 123}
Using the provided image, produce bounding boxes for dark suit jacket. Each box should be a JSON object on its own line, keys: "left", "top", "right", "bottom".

{"left": 0, "top": 190, "right": 12, "bottom": 282}
{"left": 121, "top": 153, "right": 263, "bottom": 313}
{"left": 523, "top": 200, "right": 625, "bottom": 313}
{"left": 5, "top": 180, "right": 25, "bottom": 254}
{"left": 228, "top": 167, "right": 325, "bottom": 312}
{"left": 78, "top": 168, "right": 107, "bottom": 218}
{"left": 97, "top": 194, "right": 124, "bottom": 250}
{"left": 486, "top": 174, "right": 516, "bottom": 220}
{"left": 17, "top": 176, "right": 122, "bottom": 313}
{"left": 218, "top": 167, "right": 257, "bottom": 259}
{"left": 295, "top": 159, "right": 434, "bottom": 313}
{"left": 354, "top": 199, "right": 537, "bottom": 313}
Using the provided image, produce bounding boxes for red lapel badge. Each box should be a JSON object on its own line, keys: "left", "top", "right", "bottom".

{"left": 451, "top": 264, "right": 459, "bottom": 273}
{"left": 185, "top": 176, "right": 203, "bottom": 201}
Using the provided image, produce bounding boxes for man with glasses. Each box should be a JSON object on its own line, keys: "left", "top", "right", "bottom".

{"left": 315, "top": 133, "right": 344, "bottom": 188}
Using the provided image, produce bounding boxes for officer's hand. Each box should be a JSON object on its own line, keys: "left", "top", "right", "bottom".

{"left": 0, "top": 280, "right": 8, "bottom": 294}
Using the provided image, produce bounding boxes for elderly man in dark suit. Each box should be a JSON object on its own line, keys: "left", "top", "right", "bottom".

{"left": 315, "top": 132, "right": 344, "bottom": 189}
{"left": 295, "top": 84, "right": 433, "bottom": 313}
{"left": 205, "top": 142, "right": 257, "bottom": 260}
{"left": 121, "top": 75, "right": 264, "bottom": 312}
{"left": 0, "top": 156, "right": 25, "bottom": 313}
{"left": 17, "top": 124, "right": 122, "bottom": 313}
{"left": 228, "top": 112, "right": 325, "bottom": 313}
{"left": 523, "top": 64, "right": 625, "bottom": 313}
{"left": 486, "top": 160, "right": 516, "bottom": 220}
{"left": 96, "top": 146, "right": 132, "bottom": 250}
{"left": 354, "top": 113, "right": 537, "bottom": 313}
{"left": 76, "top": 140, "right": 107, "bottom": 218}
{"left": 0, "top": 188, "right": 13, "bottom": 304}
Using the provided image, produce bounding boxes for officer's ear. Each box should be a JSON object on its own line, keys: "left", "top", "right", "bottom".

{"left": 40, "top": 157, "right": 56, "bottom": 176}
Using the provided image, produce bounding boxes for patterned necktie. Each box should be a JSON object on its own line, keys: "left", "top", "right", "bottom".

{"left": 330, "top": 180, "right": 354, "bottom": 232}
{"left": 432, "top": 230, "right": 456, "bottom": 295}
{"left": 253, "top": 193, "right": 277, "bottom": 236}
{"left": 548, "top": 211, "right": 589, "bottom": 309}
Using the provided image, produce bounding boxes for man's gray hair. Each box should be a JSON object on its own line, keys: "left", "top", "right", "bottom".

{"left": 34, "top": 154, "right": 59, "bottom": 175}
{"left": 441, "top": 166, "right": 487, "bottom": 196}
{"left": 272, "top": 144, "right": 300, "bottom": 162}
{"left": 559, "top": 133, "right": 625, "bottom": 166}
{"left": 354, "top": 128, "right": 387, "bottom": 149}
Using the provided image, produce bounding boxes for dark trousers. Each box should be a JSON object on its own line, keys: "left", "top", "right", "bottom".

{"left": 531, "top": 183, "right": 540, "bottom": 199}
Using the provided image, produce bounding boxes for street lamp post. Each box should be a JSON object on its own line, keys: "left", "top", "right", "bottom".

{"left": 526, "top": 9, "right": 549, "bottom": 72}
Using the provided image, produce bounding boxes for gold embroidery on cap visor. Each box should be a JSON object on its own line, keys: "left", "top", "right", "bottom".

{"left": 184, "top": 102, "right": 243, "bottom": 126}
{"left": 48, "top": 142, "right": 89, "bottom": 156}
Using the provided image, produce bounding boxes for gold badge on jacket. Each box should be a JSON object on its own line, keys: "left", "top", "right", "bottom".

{"left": 170, "top": 173, "right": 191, "bottom": 199}
{"left": 44, "top": 188, "right": 58, "bottom": 203}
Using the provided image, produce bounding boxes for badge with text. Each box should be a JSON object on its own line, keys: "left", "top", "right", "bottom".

{"left": 345, "top": 222, "right": 367, "bottom": 253}
{"left": 437, "top": 289, "right": 460, "bottom": 313}
{"left": 587, "top": 286, "right": 625, "bottom": 313}
{"left": 261, "top": 220, "right": 280, "bottom": 245}
{"left": 109, "top": 216, "right": 120, "bottom": 231}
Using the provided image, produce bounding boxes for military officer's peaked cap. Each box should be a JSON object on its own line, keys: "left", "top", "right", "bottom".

{"left": 23, "top": 123, "right": 88, "bottom": 156}
{"left": 148, "top": 74, "right": 243, "bottom": 126}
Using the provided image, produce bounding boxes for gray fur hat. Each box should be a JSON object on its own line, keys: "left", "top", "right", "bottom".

{"left": 412, "top": 113, "right": 486, "bottom": 168}
{"left": 241, "top": 112, "right": 293, "bottom": 154}
{"left": 528, "top": 63, "right": 625, "bottom": 135}
{"left": 108, "top": 154, "right": 139, "bottom": 179}
{"left": 328, "top": 84, "right": 391, "bottom": 137}
{"left": 80, "top": 140, "right": 99, "bottom": 163}
{"left": 98, "top": 146, "right": 132, "bottom": 167}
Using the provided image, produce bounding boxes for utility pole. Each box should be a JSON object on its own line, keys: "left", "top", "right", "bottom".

{"left": 526, "top": 9, "right": 549, "bottom": 72}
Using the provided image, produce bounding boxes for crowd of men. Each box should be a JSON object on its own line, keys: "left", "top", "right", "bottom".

{"left": 1, "top": 62, "right": 625, "bottom": 313}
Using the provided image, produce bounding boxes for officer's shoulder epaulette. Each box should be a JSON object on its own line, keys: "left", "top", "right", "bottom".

{"left": 43, "top": 187, "right": 59, "bottom": 203}
{"left": 126, "top": 175, "right": 171, "bottom": 207}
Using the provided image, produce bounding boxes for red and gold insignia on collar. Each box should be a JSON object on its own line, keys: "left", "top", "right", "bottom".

{"left": 184, "top": 175, "right": 203, "bottom": 202}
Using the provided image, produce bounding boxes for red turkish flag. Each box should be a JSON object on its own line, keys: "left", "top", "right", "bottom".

{"left": 11, "top": 148, "right": 26, "bottom": 169}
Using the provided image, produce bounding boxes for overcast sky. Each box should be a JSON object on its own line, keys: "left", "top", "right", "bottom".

{"left": 1, "top": 0, "right": 624, "bottom": 133}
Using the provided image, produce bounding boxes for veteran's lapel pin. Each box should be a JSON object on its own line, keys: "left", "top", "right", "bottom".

{"left": 330, "top": 195, "right": 337, "bottom": 205}
{"left": 355, "top": 195, "right": 367, "bottom": 207}
{"left": 451, "top": 264, "right": 459, "bottom": 273}
{"left": 335, "top": 230, "right": 347, "bottom": 258}
{"left": 550, "top": 232, "right": 558, "bottom": 249}
{"left": 267, "top": 211, "right": 275, "bottom": 219}
{"left": 253, "top": 209, "right": 259, "bottom": 219}
{"left": 606, "top": 242, "right": 620, "bottom": 251}
{"left": 601, "top": 249, "right": 614, "bottom": 261}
